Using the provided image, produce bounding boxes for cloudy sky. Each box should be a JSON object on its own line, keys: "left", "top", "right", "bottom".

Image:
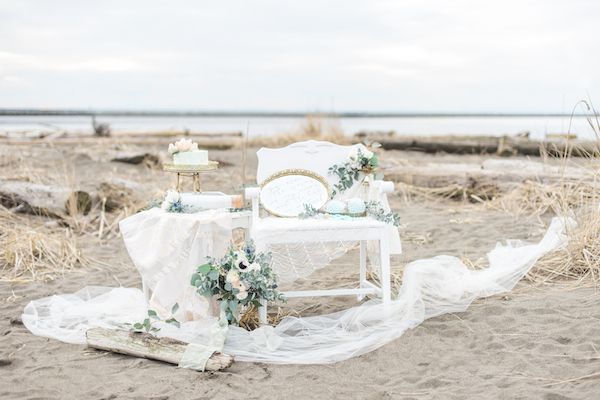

{"left": 0, "top": 0, "right": 598, "bottom": 112}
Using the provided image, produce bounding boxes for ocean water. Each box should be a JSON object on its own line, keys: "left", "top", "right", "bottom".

{"left": 0, "top": 114, "right": 596, "bottom": 140}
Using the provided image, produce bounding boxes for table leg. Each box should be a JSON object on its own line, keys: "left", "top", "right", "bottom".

{"left": 379, "top": 233, "right": 391, "bottom": 311}
{"left": 176, "top": 173, "right": 181, "bottom": 191}
{"left": 193, "top": 173, "right": 201, "bottom": 192}
{"left": 358, "top": 240, "right": 367, "bottom": 300}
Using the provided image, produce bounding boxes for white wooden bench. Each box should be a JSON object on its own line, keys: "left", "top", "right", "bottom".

{"left": 245, "top": 140, "right": 400, "bottom": 323}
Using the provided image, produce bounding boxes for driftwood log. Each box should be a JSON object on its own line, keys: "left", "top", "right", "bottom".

{"left": 0, "top": 180, "right": 91, "bottom": 217}
{"left": 97, "top": 178, "right": 142, "bottom": 211}
{"left": 374, "top": 136, "right": 600, "bottom": 157}
{"left": 85, "top": 328, "right": 234, "bottom": 371}
{"left": 386, "top": 158, "right": 597, "bottom": 200}
{"left": 111, "top": 152, "right": 160, "bottom": 166}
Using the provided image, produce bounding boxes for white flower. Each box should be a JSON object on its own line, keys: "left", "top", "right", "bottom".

{"left": 161, "top": 189, "right": 181, "bottom": 210}
{"left": 164, "top": 190, "right": 181, "bottom": 204}
{"left": 226, "top": 270, "right": 240, "bottom": 283}
{"left": 236, "top": 290, "right": 248, "bottom": 300}
{"left": 234, "top": 251, "right": 251, "bottom": 271}
{"left": 248, "top": 262, "right": 261, "bottom": 272}
{"left": 349, "top": 146, "right": 373, "bottom": 161}
{"left": 169, "top": 138, "right": 199, "bottom": 154}
{"left": 362, "top": 148, "right": 374, "bottom": 159}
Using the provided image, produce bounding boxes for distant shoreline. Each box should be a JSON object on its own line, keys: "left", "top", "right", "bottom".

{"left": 0, "top": 109, "right": 586, "bottom": 118}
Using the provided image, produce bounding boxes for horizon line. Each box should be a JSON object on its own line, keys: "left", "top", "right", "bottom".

{"left": 0, "top": 108, "right": 589, "bottom": 118}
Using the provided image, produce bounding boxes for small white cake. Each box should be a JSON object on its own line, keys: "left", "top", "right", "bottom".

{"left": 173, "top": 150, "right": 209, "bottom": 165}
{"left": 168, "top": 138, "right": 209, "bottom": 165}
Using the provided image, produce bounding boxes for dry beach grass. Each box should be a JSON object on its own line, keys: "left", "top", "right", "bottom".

{"left": 1, "top": 124, "right": 600, "bottom": 398}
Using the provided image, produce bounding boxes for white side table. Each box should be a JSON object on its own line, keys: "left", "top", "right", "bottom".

{"left": 141, "top": 210, "right": 252, "bottom": 304}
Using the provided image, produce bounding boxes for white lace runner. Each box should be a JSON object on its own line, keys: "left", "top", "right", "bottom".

{"left": 268, "top": 241, "right": 357, "bottom": 284}
{"left": 22, "top": 217, "right": 572, "bottom": 364}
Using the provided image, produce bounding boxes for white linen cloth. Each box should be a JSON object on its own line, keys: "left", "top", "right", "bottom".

{"left": 119, "top": 208, "right": 232, "bottom": 321}
{"left": 22, "top": 217, "right": 573, "bottom": 364}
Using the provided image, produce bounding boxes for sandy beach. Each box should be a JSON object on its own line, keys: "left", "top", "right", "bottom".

{"left": 0, "top": 138, "right": 598, "bottom": 399}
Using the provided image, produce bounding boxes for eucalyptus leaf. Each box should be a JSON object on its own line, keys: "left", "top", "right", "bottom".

{"left": 208, "top": 270, "right": 219, "bottom": 280}
{"left": 197, "top": 264, "right": 212, "bottom": 274}
{"left": 166, "top": 318, "right": 181, "bottom": 329}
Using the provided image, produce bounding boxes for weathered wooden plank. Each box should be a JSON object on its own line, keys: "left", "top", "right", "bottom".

{"left": 85, "top": 328, "right": 234, "bottom": 371}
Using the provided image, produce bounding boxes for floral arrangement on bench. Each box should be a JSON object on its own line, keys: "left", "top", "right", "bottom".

{"left": 328, "top": 143, "right": 380, "bottom": 196}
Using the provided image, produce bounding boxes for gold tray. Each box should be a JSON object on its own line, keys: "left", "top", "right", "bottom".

{"left": 162, "top": 161, "right": 219, "bottom": 173}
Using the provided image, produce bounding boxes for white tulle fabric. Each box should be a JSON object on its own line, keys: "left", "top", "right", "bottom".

{"left": 22, "top": 217, "right": 572, "bottom": 364}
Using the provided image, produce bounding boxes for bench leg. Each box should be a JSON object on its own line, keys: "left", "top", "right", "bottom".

{"left": 379, "top": 235, "right": 391, "bottom": 310}
{"left": 358, "top": 240, "right": 367, "bottom": 301}
{"left": 259, "top": 298, "right": 268, "bottom": 325}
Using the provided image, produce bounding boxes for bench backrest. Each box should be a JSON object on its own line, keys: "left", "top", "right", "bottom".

{"left": 256, "top": 140, "right": 366, "bottom": 200}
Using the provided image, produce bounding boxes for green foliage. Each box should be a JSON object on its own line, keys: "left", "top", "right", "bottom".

{"left": 365, "top": 201, "right": 401, "bottom": 227}
{"left": 298, "top": 204, "right": 321, "bottom": 219}
{"left": 129, "top": 304, "right": 180, "bottom": 334}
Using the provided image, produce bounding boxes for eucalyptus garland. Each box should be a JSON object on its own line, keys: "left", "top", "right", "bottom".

{"left": 298, "top": 201, "right": 400, "bottom": 227}
{"left": 365, "top": 201, "right": 401, "bottom": 227}
{"left": 328, "top": 148, "right": 379, "bottom": 196}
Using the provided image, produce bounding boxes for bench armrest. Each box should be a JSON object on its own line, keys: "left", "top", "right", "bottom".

{"left": 370, "top": 180, "right": 395, "bottom": 194}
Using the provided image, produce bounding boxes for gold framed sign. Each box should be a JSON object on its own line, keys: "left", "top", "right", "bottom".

{"left": 260, "top": 169, "right": 331, "bottom": 217}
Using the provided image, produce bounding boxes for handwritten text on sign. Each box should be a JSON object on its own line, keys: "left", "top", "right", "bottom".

{"left": 261, "top": 175, "right": 329, "bottom": 217}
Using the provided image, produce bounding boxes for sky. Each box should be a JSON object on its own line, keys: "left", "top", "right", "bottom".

{"left": 0, "top": 0, "right": 598, "bottom": 113}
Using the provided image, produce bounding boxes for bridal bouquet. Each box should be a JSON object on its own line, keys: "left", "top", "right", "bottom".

{"left": 190, "top": 241, "right": 284, "bottom": 325}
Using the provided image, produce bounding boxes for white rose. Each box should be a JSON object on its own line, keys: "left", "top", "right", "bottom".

{"left": 164, "top": 190, "right": 181, "bottom": 204}
{"left": 248, "top": 262, "right": 261, "bottom": 272}
{"left": 362, "top": 148, "right": 374, "bottom": 159}
{"left": 226, "top": 270, "right": 240, "bottom": 283}
{"left": 236, "top": 290, "right": 248, "bottom": 300}
{"left": 348, "top": 147, "right": 359, "bottom": 160}
{"left": 174, "top": 138, "right": 197, "bottom": 153}
{"left": 168, "top": 143, "right": 178, "bottom": 155}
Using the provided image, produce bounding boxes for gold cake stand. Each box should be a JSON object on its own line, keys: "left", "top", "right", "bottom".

{"left": 163, "top": 161, "right": 219, "bottom": 192}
